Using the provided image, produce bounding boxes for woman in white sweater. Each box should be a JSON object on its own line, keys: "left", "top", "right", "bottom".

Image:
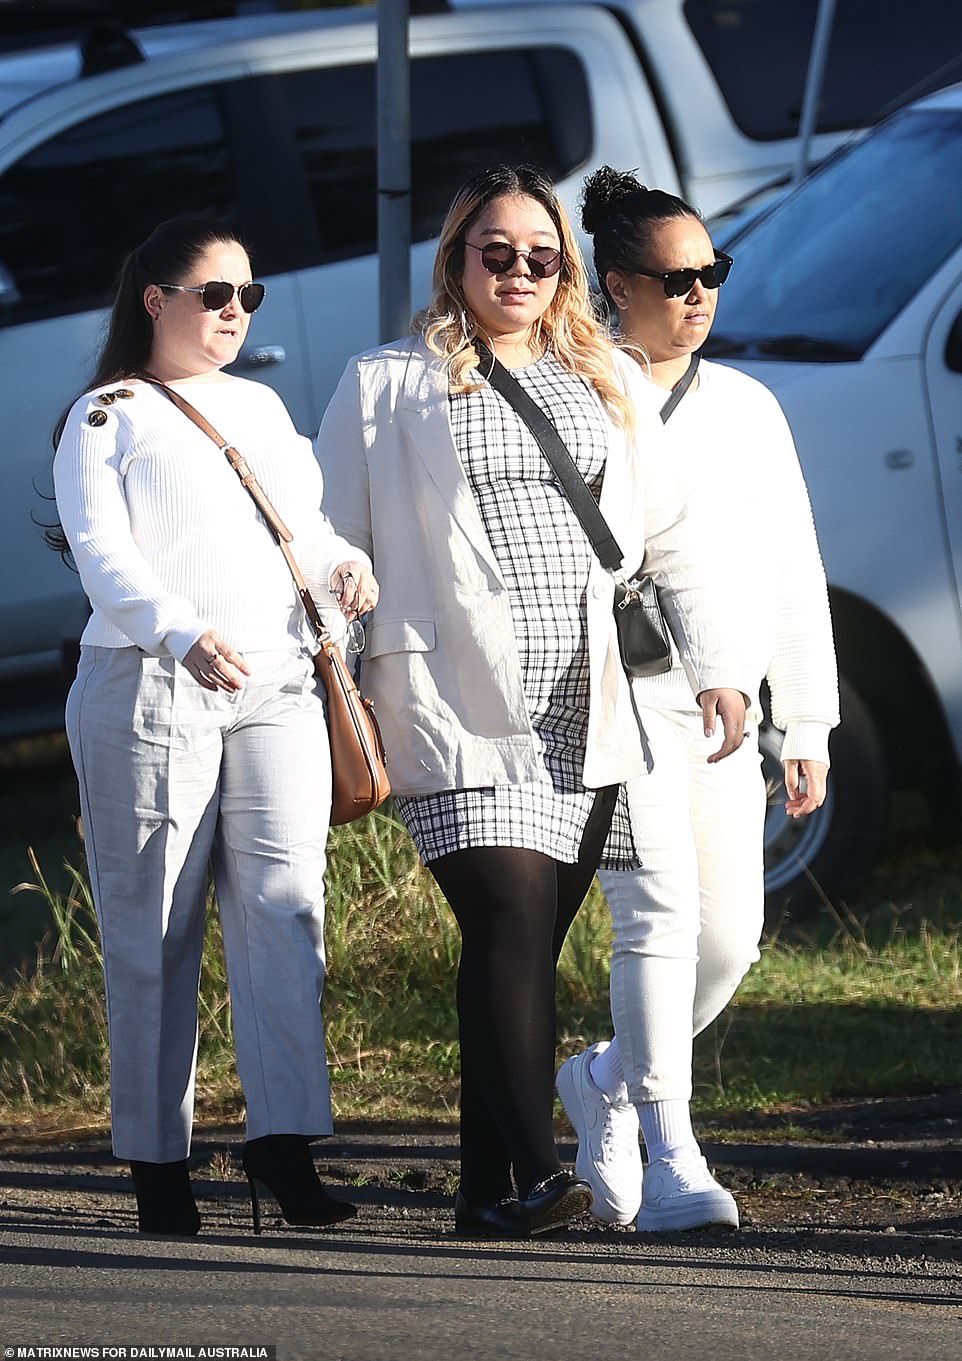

{"left": 53, "top": 218, "right": 377, "bottom": 1236}
{"left": 557, "top": 169, "right": 839, "bottom": 1232}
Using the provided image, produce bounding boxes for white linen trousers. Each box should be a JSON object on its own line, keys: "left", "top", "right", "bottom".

{"left": 66, "top": 644, "right": 334, "bottom": 1161}
{"left": 599, "top": 706, "right": 767, "bottom": 1103}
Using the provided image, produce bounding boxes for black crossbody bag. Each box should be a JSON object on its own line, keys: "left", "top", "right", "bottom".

{"left": 475, "top": 342, "right": 696, "bottom": 679}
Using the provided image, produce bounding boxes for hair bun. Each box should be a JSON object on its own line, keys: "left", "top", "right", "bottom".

{"left": 581, "top": 166, "right": 647, "bottom": 234}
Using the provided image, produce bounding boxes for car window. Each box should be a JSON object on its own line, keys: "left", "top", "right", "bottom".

{"left": 685, "top": 0, "right": 962, "bottom": 141}
{"left": 0, "top": 86, "right": 238, "bottom": 326}
{"left": 283, "top": 46, "right": 592, "bottom": 266}
{"left": 703, "top": 108, "right": 962, "bottom": 361}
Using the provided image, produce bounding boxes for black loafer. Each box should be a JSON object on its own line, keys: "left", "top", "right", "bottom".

{"left": 454, "top": 1190, "right": 528, "bottom": 1239}
{"left": 520, "top": 1172, "right": 593, "bottom": 1235}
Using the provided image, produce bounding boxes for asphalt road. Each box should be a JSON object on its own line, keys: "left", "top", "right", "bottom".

{"left": 0, "top": 1211, "right": 959, "bottom": 1361}
{"left": 1, "top": 1105, "right": 960, "bottom": 1361}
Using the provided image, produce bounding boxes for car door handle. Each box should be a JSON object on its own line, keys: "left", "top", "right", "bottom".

{"left": 884, "top": 448, "right": 915, "bottom": 470}
{"left": 242, "top": 345, "right": 286, "bottom": 367}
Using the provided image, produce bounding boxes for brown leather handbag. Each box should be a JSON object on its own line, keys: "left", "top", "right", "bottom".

{"left": 139, "top": 376, "right": 390, "bottom": 825}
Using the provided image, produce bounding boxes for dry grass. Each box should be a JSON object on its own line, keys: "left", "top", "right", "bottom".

{"left": 3, "top": 800, "right": 962, "bottom": 1132}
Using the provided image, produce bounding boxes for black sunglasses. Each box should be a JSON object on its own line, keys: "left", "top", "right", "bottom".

{"left": 632, "top": 252, "right": 733, "bottom": 298}
{"left": 465, "top": 241, "right": 563, "bottom": 279}
{"left": 157, "top": 280, "right": 267, "bottom": 313}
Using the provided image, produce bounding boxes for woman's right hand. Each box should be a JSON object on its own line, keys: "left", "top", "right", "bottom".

{"left": 699, "top": 687, "right": 748, "bottom": 763}
{"left": 183, "top": 630, "right": 252, "bottom": 692}
{"left": 330, "top": 559, "right": 380, "bottom": 619}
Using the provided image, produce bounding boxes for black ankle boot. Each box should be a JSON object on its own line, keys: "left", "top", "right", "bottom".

{"left": 241, "top": 1134, "right": 357, "bottom": 1235}
{"left": 129, "top": 1159, "right": 200, "bottom": 1235}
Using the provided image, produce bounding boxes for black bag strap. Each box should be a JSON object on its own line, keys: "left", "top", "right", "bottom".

{"left": 474, "top": 341, "right": 626, "bottom": 575}
{"left": 659, "top": 352, "right": 700, "bottom": 424}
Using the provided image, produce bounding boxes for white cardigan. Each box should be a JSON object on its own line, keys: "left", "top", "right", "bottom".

{"left": 315, "top": 338, "right": 749, "bottom": 797}
{"left": 632, "top": 360, "right": 839, "bottom": 764}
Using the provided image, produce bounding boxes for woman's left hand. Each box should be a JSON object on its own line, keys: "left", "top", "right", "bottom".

{"left": 330, "top": 559, "right": 379, "bottom": 619}
{"left": 699, "top": 688, "right": 748, "bottom": 763}
{"left": 783, "top": 759, "right": 829, "bottom": 818}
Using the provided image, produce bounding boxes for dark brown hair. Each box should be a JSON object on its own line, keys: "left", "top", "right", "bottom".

{"left": 46, "top": 218, "right": 245, "bottom": 556}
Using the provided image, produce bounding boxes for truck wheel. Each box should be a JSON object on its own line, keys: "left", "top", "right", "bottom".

{"left": 762, "top": 677, "right": 888, "bottom": 927}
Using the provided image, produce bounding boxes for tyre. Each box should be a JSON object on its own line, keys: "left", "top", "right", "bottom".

{"left": 762, "top": 676, "right": 889, "bottom": 926}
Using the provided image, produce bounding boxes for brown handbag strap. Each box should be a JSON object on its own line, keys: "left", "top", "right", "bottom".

{"left": 136, "top": 374, "right": 331, "bottom": 642}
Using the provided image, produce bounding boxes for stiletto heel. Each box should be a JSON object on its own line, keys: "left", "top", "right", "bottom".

{"left": 246, "top": 1175, "right": 263, "bottom": 1235}
{"left": 129, "top": 1159, "right": 201, "bottom": 1235}
{"left": 241, "top": 1135, "right": 357, "bottom": 1233}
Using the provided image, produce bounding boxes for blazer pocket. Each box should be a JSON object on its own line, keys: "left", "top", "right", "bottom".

{"left": 364, "top": 617, "right": 436, "bottom": 659}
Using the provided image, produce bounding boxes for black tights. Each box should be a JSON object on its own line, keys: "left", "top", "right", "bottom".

{"left": 428, "top": 786, "right": 617, "bottom": 1202}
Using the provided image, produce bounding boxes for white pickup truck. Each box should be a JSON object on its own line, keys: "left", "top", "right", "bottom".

{"left": 1, "top": 0, "right": 959, "bottom": 908}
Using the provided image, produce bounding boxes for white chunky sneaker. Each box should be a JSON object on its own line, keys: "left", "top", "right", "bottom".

{"left": 635, "top": 1154, "right": 739, "bottom": 1232}
{"left": 556, "top": 1043, "right": 642, "bottom": 1225}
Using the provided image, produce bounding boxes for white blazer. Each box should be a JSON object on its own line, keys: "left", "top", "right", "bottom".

{"left": 315, "top": 338, "right": 746, "bottom": 797}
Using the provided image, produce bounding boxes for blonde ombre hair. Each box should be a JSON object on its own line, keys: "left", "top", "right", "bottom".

{"left": 414, "top": 165, "right": 632, "bottom": 427}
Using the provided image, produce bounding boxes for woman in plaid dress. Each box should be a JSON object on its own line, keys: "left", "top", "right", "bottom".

{"left": 317, "top": 165, "right": 748, "bottom": 1238}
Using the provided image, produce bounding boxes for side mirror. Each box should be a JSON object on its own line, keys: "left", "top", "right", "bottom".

{"left": 0, "top": 262, "right": 20, "bottom": 311}
{"left": 946, "top": 311, "right": 962, "bottom": 373}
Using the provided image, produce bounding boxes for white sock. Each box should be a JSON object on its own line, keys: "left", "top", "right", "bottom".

{"left": 587, "top": 1038, "right": 631, "bottom": 1107}
{"left": 636, "top": 1099, "right": 700, "bottom": 1164}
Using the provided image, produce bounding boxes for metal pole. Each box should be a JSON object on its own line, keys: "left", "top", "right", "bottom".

{"left": 792, "top": 0, "right": 837, "bottom": 185}
{"left": 377, "top": 0, "right": 411, "bottom": 342}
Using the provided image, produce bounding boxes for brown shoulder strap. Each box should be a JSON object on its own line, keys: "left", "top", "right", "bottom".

{"left": 136, "top": 374, "right": 330, "bottom": 641}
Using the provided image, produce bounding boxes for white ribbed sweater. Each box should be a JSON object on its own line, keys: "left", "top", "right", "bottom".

{"left": 54, "top": 376, "right": 365, "bottom": 661}
{"left": 633, "top": 360, "right": 839, "bottom": 764}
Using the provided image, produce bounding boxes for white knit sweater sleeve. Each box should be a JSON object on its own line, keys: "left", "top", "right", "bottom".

{"left": 54, "top": 395, "right": 208, "bottom": 659}
{"left": 762, "top": 390, "right": 840, "bottom": 765}
{"left": 634, "top": 415, "right": 753, "bottom": 700}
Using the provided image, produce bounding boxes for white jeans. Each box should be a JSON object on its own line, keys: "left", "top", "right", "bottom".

{"left": 599, "top": 706, "right": 766, "bottom": 1104}
{"left": 66, "top": 645, "right": 333, "bottom": 1161}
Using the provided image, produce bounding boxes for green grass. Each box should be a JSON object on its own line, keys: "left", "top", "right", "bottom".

{"left": 692, "top": 937, "right": 962, "bottom": 1116}
{"left": 2, "top": 735, "right": 962, "bottom": 1134}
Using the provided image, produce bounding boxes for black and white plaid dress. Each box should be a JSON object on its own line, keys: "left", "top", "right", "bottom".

{"left": 395, "top": 353, "right": 637, "bottom": 871}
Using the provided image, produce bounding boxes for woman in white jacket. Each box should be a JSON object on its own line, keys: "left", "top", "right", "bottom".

{"left": 557, "top": 168, "right": 839, "bottom": 1233}
{"left": 53, "top": 218, "right": 377, "bottom": 1235}
{"left": 316, "top": 164, "right": 749, "bottom": 1239}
